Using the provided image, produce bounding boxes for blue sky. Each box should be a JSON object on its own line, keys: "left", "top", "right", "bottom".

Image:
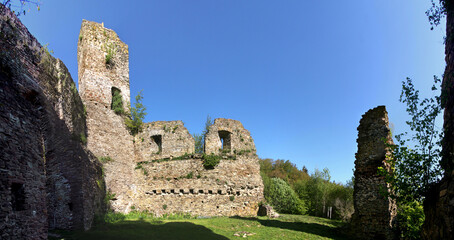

{"left": 17, "top": 0, "right": 445, "bottom": 184}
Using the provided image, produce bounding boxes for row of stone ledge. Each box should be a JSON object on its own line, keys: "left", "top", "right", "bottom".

{"left": 145, "top": 188, "right": 258, "bottom": 196}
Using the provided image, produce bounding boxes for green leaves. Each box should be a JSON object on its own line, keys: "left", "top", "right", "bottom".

{"left": 111, "top": 88, "right": 124, "bottom": 115}
{"left": 264, "top": 178, "right": 307, "bottom": 215}
{"left": 387, "top": 77, "right": 443, "bottom": 203}
{"left": 125, "top": 90, "right": 147, "bottom": 135}
{"left": 193, "top": 133, "right": 203, "bottom": 154}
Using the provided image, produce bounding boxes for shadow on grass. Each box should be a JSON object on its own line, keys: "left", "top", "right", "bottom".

{"left": 230, "top": 216, "right": 350, "bottom": 240}
{"left": 53, "top": 219, "right": 229, "bottom": 240}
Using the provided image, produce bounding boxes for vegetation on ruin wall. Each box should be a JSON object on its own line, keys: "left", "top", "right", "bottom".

{"left": 50, "top": 214, "right": 349, "bottom": 240}
{"left": 135, "top": 152, "right": 238, "bottom": 176}
{"left": 111, "top": 88, "right": 124, "bottom": 115}
{"left": 259, "top": 158, "right": 353, "bottom": 221}
{"left": 125, "top": 90, "right": 146, "bottom": 135}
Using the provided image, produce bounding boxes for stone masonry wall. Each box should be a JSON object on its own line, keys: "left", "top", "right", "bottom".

{"left": 0, "top": 5, "right": 104, "bottom": 239}
{"left": 129, "top": 118, "right": 264, "bottom": 217}
{"left": 135, "top": 121, "right": 195, "bottom": 162}
{"left": 132, "top": 156, "right": 264, "bottom": 217}
{"left": 78, "top": 20, "right": 136, "bottom": 213}
{"left": 350, "top": 106, "right": 397, "bottom": 240}
{"left": 205, "top": 118, "right": 256, "bottom": 156}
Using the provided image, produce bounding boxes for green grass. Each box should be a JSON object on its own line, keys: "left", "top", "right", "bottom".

{"left": 49, "top": 214, "right": 349, "bottom": 240}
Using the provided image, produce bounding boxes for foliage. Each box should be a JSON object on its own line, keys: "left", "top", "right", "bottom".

{"left": 125, "top": 90, "right": 147, "bottom": 135}
{"left": 426, "top": 0, "right": 447, "bottom": 30}
{"left": 193, "top": 133, "right": 203, "bottom": 154}
{"left": 396, "top": 201, "right": 425, "bottom": 240}
{"left": 259, "top": 158, "right": 353, "bottom": 220}
{"left": 379, "top": 77, "right": 443, "bottom": 203}
{"left": 1, "top": 0, "right": 40, "bottom": 16}
{"left": 259, "top": 158, "right": 310, "bottom": 187}
{"left": 135, "top": 163, "right": 148, "bottom": 175}
{"left": 79, "top": 132, "right": 87, "bottom": 145}
{"left": 297, "top": 168, "right": 333, "bottom": 217}
{"left": 105, "top": 43, "right": 115, "bottom": 65}
{"left": 229, "top": 195, "right": 235, "bottom": 201}
{"left": 202, "top": 153, "right": 221, "bottom": 169}
{"left": 184, "top": 171, "right": 193, "bottom": 179}
{"left": 99, "top": 156, "right": 113, "bottom": 163}
{"left": 111, "top": 88, "right": 124, "bottom": 115}
{"left": 264, "top": 177, "right": 307, "bottom": 214}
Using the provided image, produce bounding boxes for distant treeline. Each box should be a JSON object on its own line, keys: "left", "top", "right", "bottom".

{"left": 259, "top": 158, "right": 354, "bottom": 221}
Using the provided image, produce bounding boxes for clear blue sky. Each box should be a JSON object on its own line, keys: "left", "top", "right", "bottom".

{"left": 18, "top": 0, "right": 445, "bottom": 184}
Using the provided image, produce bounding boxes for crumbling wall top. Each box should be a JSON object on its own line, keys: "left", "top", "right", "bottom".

{"left": 135, "top": 120, "right": 195, "bottom": 161}
{"left": 205, "top": 118, "right": 256, "bottom": 156}
{"left": 77, "top": 20, "right": 130, "bottom": 110}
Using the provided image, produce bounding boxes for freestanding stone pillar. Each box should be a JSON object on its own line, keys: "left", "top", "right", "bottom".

{"left": 351, "top": 106, "right": 397, "bottom": 240}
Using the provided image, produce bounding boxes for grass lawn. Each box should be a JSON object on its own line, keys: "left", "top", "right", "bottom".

{"left": 50, "top": 214, "right": 350, "bottom": 240}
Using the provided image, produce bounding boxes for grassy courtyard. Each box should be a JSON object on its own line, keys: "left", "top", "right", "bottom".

{"left": 50, "top": 214, "right": 350, "bottom": 240}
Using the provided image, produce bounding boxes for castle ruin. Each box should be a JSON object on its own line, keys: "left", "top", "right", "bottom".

{"left": 351, "top": 106, "right": 397, "bottom": 240}
{"left": 78, "top": 20, "right": 264, "bottom": 216}
{"left": 0, "top": 7, "right": 263, "bottom": 239}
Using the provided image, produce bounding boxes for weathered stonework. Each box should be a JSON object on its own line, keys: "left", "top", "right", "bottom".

{"left": 132, "top": 155, "right": 263, "bottom": 216}
{"left": 205, "top": 118, "right": 256, "bottom": 156}
{"left": 78, "top": 21, "right": 264, "bottom": 216}
{"left": 135, "top": 121, "right": 195, "bottom": 162}
{"left": 78, "top": 20, "right": 136, "bottom": 213}
{"left": 0, "top": 5, "right": 104, "bottom": 240}
{"left": 350, "top": 106, "right": 397, "bottom": 240}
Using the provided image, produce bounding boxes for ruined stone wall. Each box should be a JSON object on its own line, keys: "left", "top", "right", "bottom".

{"left": 0, "top": 5, "right": 104, "bottom": 239}
{"left": 130, "top": 118, "right": 264, "bottom": 216}
{"left": 78, "top": 20, "right": 136, "bottom": 213}
{"left": 351, "top": 106, "right": 396, "bottom": 240}
{"left": 132, "top": 156, "right": 263, "bottom": 217}
{"left": 205, "top": 118, "right": 256, "bottom": 155}
{"left": 135, "top": 121, "right": 195, "bottom": 162}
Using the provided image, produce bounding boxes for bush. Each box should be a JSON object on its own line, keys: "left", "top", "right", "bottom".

{"left": 396, "top": 200, "right": 425, "bottom": 240}
{"left": 202, "top": 154, "right": 221, "bottom": 169}
{"left": 264, "top": 177, "right": 307, "bottom": 214}
{"left": 111, "top": 88, "right": 124, "bottom": 115}
{"left": 125, "top": 90, "right": 146, "bottom": 135}
{"left": 99, "top": 156, "right": 113, "bottom": 163}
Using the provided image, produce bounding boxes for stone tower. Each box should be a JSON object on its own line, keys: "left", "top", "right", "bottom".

{"left": 78, "top": 20, "right": 136, "bottom": 212}
{"left": 351, "top": 106, "right": 397, "bottom": 240}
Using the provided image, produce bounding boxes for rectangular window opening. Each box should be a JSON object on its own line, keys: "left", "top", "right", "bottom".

{"left": 151, "top": 135, "right": 162, "bottom": 153}
{"left": 11, "top": 182, "right": 26, "bottom": 211}
{"left": 218, "top": 130, "right": 231, "bottom": 151}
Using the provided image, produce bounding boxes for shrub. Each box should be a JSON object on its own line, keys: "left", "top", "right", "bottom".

{"left": 264, "top": 177, "right": 307, "bottom": 214}
{"left": 99, "top": 156, "right": 113, "bottom": 163}
{"left": 229, "top": 196, "right": 235, "bottom": 201}
{"left": 105, "top": 45, "right": 114, "bottom": 65}
{"left": 185, "top": 172, "right": 193, "bottom": 179}
{"left": 125, "top": 90, "right": 146, "bottom": 135}
{"left": 162, "top": 204, "right": 167, "bottom": 210}
{"left": 111, "top": 88, "right": 124, "bottom": 115}
{"left": 79, "top": 133, "right": 87, "bottom": 145}
{"left": 202, "top": 154, "right": 221, "bottom": 169}
{"left": 396, "top": 200, "right": 425, "bottom": 240}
